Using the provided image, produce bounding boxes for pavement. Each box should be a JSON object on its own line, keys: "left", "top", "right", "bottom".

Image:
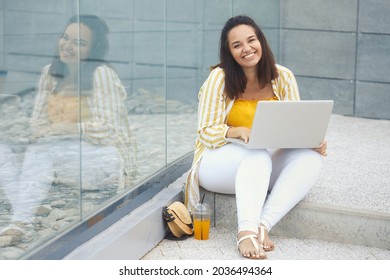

{"left": 141, "top": 114, "right": 390, "bottom": 260}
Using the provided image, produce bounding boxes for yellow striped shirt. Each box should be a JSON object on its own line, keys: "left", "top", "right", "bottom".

{"left": 185, "top": 64, "right": 300, "bottom": 209}
{"left": 31, "top": 64, "right": 137, "bottom": 186}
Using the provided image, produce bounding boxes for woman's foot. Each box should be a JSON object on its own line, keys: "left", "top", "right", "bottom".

{"left": 237, "top": 231, "right": 267, "bottom": 259}
{"left": 258, "top": 224, "right": 274, "bottom": 252}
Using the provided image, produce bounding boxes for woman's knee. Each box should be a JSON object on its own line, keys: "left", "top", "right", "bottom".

{"left": 305, "top": 149, "right": 323, "bottom": 168}
{"left": 241, "top": 150, "right": 272, "bottom": 174}
{"left": 293, "top": 149, "right": 323, "bottom": 174}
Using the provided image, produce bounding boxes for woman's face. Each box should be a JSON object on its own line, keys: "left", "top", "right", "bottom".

{"left": 227, "top": 24, "right": 262, "bottom": 70}
{"left": 59, "top": 23, "right": 92, "bottom": 64}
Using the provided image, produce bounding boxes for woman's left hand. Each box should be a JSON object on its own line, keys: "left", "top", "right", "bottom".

{"left": 313, "top": 140, "right": 327, "bottom": 156}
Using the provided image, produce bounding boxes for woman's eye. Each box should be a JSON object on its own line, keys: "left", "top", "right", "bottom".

{"left": 61, "top": 34, "right": 69, "bottom": 41}
{"left": 73, "top": 40, "right": 86, "bottom": 47}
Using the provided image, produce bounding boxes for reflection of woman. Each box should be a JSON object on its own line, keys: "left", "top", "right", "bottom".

{"left": 185, "top": 15, "right": 326, "bottom": 259}
{"left": 0, "top": 15, "right": 136, "bottom": 239}
{"left": 31, "top": 14, "right": 136, "bottom": 181}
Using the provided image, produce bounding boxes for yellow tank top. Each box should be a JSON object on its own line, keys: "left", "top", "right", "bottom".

{"left": 227, "top": 95, "right": 278, "bottom": 128}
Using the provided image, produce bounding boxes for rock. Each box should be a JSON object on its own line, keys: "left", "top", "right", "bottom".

{"left": 0, "top": 235, "right": 20, "bottom": 247}
{"left": 35, "top": 205, "right": 52, "bottom": 217}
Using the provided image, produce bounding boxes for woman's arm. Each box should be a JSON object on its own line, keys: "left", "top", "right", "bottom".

{"left": 197, "top": 68, "right": 231, "bottom": 149}
{"left": 30, "top": 66, "right": 53, "bottom": 131}
{"left": 30, "top": 65, "right": 62, "bottom": 140}
{"left": 80, "top": 65, "right": 127, "bottom": 146}
{"left": 276, "top": 65, "right": 301, "bottom": 101}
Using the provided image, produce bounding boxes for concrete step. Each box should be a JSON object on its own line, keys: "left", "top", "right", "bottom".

{"left": 201, "top": 188, "right": 390, "bottom": 250}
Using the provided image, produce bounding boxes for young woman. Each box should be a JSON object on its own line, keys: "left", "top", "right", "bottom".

{"left": 0, "top": 15, "right": 136, "bottom": 239}
{"left": 185, "top": 15, "right": 327, "bottom": 259}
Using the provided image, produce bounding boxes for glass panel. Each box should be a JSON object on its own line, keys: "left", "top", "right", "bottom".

{"left": 131, "top": 0, "right": 167, "bottom": 176}
{"left": 77, "top": 0, "right": 167, "bottom": 218}
{"left": 0, "top": 0, "right": 281, "bottom": 259}
{"left": 0, "top": 0, "right": 82, "bottom": 258}
{"left": 166, "top": 0, "right": 200, "bottom": 162}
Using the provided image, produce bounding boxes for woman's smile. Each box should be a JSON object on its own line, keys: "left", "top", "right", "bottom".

{"left": 243, "top": 52, "right": 256, "bottom": 59}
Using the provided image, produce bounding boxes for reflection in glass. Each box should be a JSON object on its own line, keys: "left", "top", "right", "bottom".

{"left": 0, "top": 14, "right": 136, "bottom": 257}
{"left": 0, "top": 0, "right": 280, "bottom": 260}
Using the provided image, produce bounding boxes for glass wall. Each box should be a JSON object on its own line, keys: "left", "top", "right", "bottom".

{"left": 0, "top": 0, "right": 280, "bottom": 259}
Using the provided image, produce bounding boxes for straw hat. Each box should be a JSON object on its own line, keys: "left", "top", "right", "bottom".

{"left": 162, "top": 201, "right": 193, "bottom": 238}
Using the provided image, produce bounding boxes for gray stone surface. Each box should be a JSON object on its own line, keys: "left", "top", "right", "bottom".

{"left": 297, "top": 76, "right": 355, "bottom": 116}
{"left": 281, "top": 0, "right": 358, "bottom": 32}
{"left": 359, "top": 0, "right": 390, "bottom": 34}
{"left": 308, "top": 115, "right": 390, "bottom": 213}
{"left": 280, "top": 0, "right": 390, "bottom": 120}
{"left": 357, "top": 34, "right": 390, "bottom": 83}
{"left": 233, "top": 0, "right": 280, "bottom": 28}
{"left": 355, "top": 82, "right": 390, "bottom": 119}
{"left": 281, "top": 30, "right": 356, "bottom": 80}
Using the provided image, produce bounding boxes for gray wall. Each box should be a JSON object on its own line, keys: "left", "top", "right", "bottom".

{"left": 2, "top": 0, "right": 389, "bottom": 119}
{"left": 1, "top": 0, "right": 75, "bottom": 94}
{"left": 0, "top": 0, "right": 281, "bottom": 112}
{"left": 280, "top": 0, "right": 390, "bottom": 119}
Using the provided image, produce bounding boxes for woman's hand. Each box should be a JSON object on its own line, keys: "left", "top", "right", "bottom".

{"left": 226, "top": 126, "right": 251, "bottom": 143}
{"left": 313, "top": 140, "right": 327, "bottom": 156}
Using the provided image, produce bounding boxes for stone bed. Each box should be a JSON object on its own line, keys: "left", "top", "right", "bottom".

{"left": 0, "top": 90, "right": 197, "bottom": 259}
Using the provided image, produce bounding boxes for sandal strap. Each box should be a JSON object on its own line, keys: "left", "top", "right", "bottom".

{"left": 237, "top": 234, "right": 259, "bottom": 251}
{"left": 259, "top": 225, "right": 266, "bottom": 243}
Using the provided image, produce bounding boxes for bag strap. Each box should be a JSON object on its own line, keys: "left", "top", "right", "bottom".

{"left": 164, "top": 232, "right": 190, "bottom": 240}
{"left": 162, "top": 206, "right": 175, "bottom": 222}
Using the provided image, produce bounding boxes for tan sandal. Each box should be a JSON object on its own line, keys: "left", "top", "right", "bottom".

{"left": 259, "top": 225, "right": 274, "bottom": 252}
{"left": 237, "top": 233, "right": 267, "bottom": 259}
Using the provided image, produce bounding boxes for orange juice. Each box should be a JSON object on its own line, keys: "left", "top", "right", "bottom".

{"left": 193, "top": 218, "right": 210, "bottom": 240}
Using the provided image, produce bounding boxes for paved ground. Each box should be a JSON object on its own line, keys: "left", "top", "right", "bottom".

{"left": 142, "top": 227, "right": 390, "bottom": 260}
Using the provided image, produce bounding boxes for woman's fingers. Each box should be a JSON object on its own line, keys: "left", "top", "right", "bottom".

{"left": 314, "top": 141, "right": 327, "bottom": 156}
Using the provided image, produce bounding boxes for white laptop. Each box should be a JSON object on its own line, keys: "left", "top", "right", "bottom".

{"left": 227, "top": 100, "right": 334, "bottom": 149}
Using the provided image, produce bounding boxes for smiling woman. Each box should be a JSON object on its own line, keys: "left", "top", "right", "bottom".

{"left": 185, "top": 15, "right": 326, "bottom": 260}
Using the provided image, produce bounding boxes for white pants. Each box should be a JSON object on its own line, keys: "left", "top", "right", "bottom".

{"left": 0, "top": 140, "right": 120, "bottom": 224}
{"left": 198, "top": 144, "right": 323, "bottom": 233}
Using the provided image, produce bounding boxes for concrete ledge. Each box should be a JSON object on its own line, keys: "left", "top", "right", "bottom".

{"left": 200, "top": 188, "right": 390, "bottom": 249}
{"left": 64, "top": 174, "right": 185, "bottom": 259}
{"left": 271, "top": 201, "right": 390, "bottom": 249}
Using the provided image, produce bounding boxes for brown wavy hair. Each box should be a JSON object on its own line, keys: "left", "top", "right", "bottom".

{"left": 215, "top": 15, "right": 278, "bottom": 100}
